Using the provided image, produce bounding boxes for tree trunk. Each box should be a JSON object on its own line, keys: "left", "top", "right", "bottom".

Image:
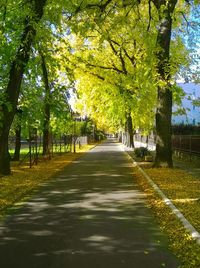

{"left": 155, "top": 88, "right": 173, "bottom": 167}
{"left": 126, "top": 113, "right": 134, "bottom": 148}
{"left": 40, "top": 53, "right": 51, "bottom": 157}
{"left": 12, "top": 109, "right": 23, "bottom": 161}
{"left": 13, "top": 127, "right": 22, "bottom": 161}
{"left": 0, "top": 0, "right": 47, "bottom": 175}
{"left": 0, "top": 123, "right": 11, "bottom": 175}
{"left": 153, "top": 0, "right": 178, "bottom": 167}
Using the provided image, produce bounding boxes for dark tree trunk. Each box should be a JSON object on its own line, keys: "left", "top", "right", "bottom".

{"left": 126, "top": 113, "right": 134, "bottom": 148}
{"left": 12, "top": 109, "right": 23, "bottom": 161}
{"left": 155, "top": 87, "right": 173, "bottom": 167}
{"left": 0, "top": 124, "right": 11, "bottom": 175}
{"left": 13, "top": 127, "right": 22, "bottom": 161}
{"left": 12, "top": 111, "right": 23, "bottom": 161}
{"left": 40, "top": 53, "right": 51, "bottom": 157}
{"left": 153, "top": 0, "right": 178, "bottom": 168}
{"left": 0, "top": 0, "right": 47, "bottom": 175}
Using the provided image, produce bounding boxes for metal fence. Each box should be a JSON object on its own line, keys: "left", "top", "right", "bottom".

{"left": 8, "top": 135, "right": 89, "bottom": 168}
{"left": 134, "top": 133, "right": 200, "bottom": 156}
{"left": 172, "top": 135, "right": 200, "bottom": 156}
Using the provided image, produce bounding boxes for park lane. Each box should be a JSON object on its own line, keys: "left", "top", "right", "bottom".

{"left": 0, "top": 139, "right": 178, "bottom": 268}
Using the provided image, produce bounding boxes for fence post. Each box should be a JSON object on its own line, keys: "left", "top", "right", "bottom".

{"left": 29, "top": 129, "right": 32, "bottom": 168}
{"left": 51, "top": 134, "right": 54, "bottom": 158}
{"left": 60, "top": 134, "right": 62, "bottom": 155}
{"left": 35, "top": 133, "right": 38, "bottom": 165}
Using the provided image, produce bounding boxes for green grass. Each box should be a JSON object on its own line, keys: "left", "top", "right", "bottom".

{"left": 9, "top": 143, "right": 76, "bottom": 158}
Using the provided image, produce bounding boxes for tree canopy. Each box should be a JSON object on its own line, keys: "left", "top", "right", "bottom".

{"left": 0, "top": 0, "right": 199, "bottom": 174}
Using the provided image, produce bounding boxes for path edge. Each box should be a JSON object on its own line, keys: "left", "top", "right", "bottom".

{"left": 122, "top": 146, "right": 200, "bottom": 246}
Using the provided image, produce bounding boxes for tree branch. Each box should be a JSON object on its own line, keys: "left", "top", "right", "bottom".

{"left": 109, "top": 40, "right": 119, "bottom": 56}
{"left": 111, "top": 61, "right": 125, "bottom": 74}
{"left": 86, "top": 61, "right": 125, "bottom": 74}
{"left": 89, "top": 72, "right": 105, "bottom": 81}
{"left": 181, "top": 11, "right": 190, "bottom": 34}
{"left": 109, "top": 38, "right": 135, "bottom": 68}
{"left": 82, "top": 0, "right": 113, "bottom": 12}
{"left": 147, "top": 0, "right": 152, "bottom": 31}
{"left": 108, "top": 39, "right": 127, "bottom": 74}
{"left": 119, "top": 48, "right": 127, "bottom": 74}
{"left": 122, "top": 47, "right": 136, "bottom": 67}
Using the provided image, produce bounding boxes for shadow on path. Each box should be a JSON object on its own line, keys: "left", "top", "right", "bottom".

{"left": 0, "top": 140, "right": 179, "bottom": 268}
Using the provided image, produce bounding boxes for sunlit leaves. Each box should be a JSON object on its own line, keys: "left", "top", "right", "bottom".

{"left": 67, "top": 2, "right": 160, "bottom": 132}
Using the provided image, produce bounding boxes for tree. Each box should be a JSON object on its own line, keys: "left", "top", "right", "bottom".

{"left": 12, "top": 109, "right": 23, "bottom": 161}
{"left": 0, "top": 0, "right": 195, "bottom": 174}
{"left": 0, "top": 0, "right": 47, "bottom": 175}
{"left": 68, "top": 1, "right": 157, "bottom": 144}
{"left": 40, "top": 52, "right": 51, "bottom": 157}
{"left": 70, "top": 0, "right": 192, "bottom": 167}
{"left": 152, "top": 0, "right": 186, "bottom": 167}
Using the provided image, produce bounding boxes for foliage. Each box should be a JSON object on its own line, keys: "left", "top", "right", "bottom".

{"left": 0, "top": 0, "right": 199, "bottom": 172}
{"left": 69, "top": 1, "right": 158, "bottom": 133}
{"left": 134, "top": 147, "right": 151, "bottom": 158}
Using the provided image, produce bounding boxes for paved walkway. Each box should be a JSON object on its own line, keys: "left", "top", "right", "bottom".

{"left": 0, "top": 140, "right": 179, "bottom": 268}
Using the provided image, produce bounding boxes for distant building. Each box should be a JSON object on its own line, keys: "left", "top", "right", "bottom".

{"left": 172, "top": 83, "right": 200, "bottom": 125}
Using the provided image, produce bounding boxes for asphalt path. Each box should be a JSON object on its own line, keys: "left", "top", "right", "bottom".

{"left": 0, "top": 139, "right": 179, "bottom": 268}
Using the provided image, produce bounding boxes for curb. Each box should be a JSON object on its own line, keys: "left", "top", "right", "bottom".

{"left": 122, "top": 146, "right": 200, "bottom": 246}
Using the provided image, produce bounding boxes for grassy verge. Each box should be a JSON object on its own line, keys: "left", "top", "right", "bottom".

{"left": 9, "top": 144, "right": 71, "bottom": 159}
{"left": 0, "top": 144, "right": 95, "bottom": 220}
{"left": 132, "top": 164, "right": 200, "bottom": 268}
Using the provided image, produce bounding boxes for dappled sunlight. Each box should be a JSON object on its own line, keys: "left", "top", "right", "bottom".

{"left": 77, "top": 172, "right": 132, "bottom": 178}
{"left": 55, "top": 190, "right": 146, "bottom": 212}
{"left": 72, "top": 160, "right": 82, "bottom": 164}
{"left": 81, "top": 235, "right": 110, "bottom": 242}
{"left": 0, "top": 172, "right": 169, "bottom": 260}
{"left": 27, "top": 230, "right": 53, "bottom": 236}
{"left": 0, "top": 141, "right": 179, "bottom": 267}
{"left": 172, "top": 198, "right": 199, "bottom": 204}
{"left": 0, "top": 146, "right": 96, "bottom": 220}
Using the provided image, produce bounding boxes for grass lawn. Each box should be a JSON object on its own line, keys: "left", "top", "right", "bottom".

{"left": 133, "top": 163, "right": 200, "bottom": 268}
{"left": 9, "top": 143, "right": 71, "bottom": 160}
{"left": 0, "top": 144, "right": 95, "bottom": 221}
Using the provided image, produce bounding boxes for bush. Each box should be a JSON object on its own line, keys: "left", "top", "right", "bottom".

{"left": 134, "top": 147, "right": 150, "bottom": 158}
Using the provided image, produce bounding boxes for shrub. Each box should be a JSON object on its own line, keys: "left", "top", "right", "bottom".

{"left": 134, "top": 147, "right": 150, "bottom": 158}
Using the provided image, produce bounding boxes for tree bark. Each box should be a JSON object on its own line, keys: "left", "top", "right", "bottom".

{"left": 12, "top": 109, "right": 23, "bottom": 161}
{"left": 0, "top": 0, "right": 47, "bottom": 175}
{"left": 13, "top": 127, "right": 22, "bottom": 161}
{"left": 126, "top": 113, "right": 134, "bottom": 148}
{"left": 153, "top": 0, "right": 178, "bottom": 167}
{"left": 40, "top": 53, "right": 51, "bottom": 157}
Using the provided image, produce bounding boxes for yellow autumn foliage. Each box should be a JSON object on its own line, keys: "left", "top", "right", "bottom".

{"left": 133, "top": 166, "right": 200, "bottom": 268}
{"left": 145, "top": 168, "right": 200, "bottom": 233}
